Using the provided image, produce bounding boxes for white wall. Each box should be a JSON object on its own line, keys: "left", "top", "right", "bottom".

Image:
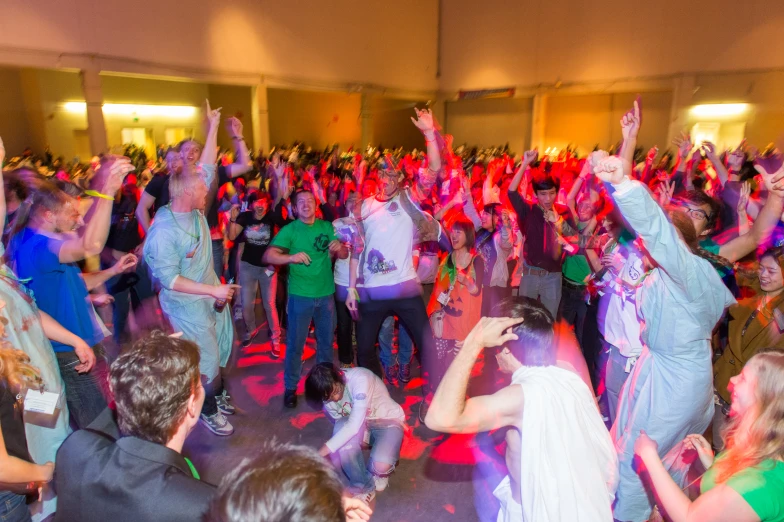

{"left": 440, "top": 0, "right": 784, "bottom": 91}
{"left": 0, "top": 0, "right": 439, "bottom": 92}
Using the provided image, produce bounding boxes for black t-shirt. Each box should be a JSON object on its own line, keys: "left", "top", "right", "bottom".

{"left": 235, "top": 203, "right": 288, "bottom": 266}
{"left": 0, "top": 384, "right": 31, "bottom": 464}
{"left": 143, "top": 173, "right": 171, "bottom": 215}
{"left": 207, "top": 166, "right": 231, "bottom": 231}
{"left": 106, "top": 193, "right": 143, "bottom": 253}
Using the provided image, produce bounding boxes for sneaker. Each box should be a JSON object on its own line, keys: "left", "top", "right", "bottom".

{"left": 398, "top": 363, "right": 411, "bottom": 384}
{"left": 353, "top": 490, "right": 376, "bottom": 505}
{"left": 373, "top": 475, "right": 389, "bottom": 492}
{"left": 216, "top": 390, "right": 235, "bottom": 415}
{"left": 241, "top": 338, "right": 252, "bottom": 348}
{"left": 382, "top": 364, "right": 399, "bottom": 386}
{"left": 200, "top": 411, "right": 234, "bottom": 436}
{"left": 270, "top": 344, "right": 281, "bottom": 359}
{"left": 284, "top": 389, "right": 297, "bottom": 408}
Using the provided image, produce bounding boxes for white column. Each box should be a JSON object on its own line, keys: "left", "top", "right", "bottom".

{"left": 79, "top": 69, "right": 108, "bottom": 155}
{"left": 667, "top": 74, "right": 697, "bottom": 145}
{"left": 530, "top": 93, "right": 547, "bottom": 151}
{"left": 251, "top": 83, "right": 271, "bottom": 154}
{"left": 360, "top": 92, "right": 374, "bottom": 149}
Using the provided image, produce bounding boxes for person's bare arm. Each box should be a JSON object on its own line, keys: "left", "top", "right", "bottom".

{"left": 81, "top": 253, "right": 137, "bottom": 291}
{"left": 425, "top": 317, "right": 524, "bottom": 433}
{"left": 224, "top": 117, "right": 252, "bottom": 178}
{"left": 228, "top": 206, "right": 242, "bottom": 241}
{"left": 411, "top": 108, "right": 441, "bottom": 175}
{"left": 0, "top": 424, "right": 54, "bottom": 484}
{"left": 635, "top": 434, "right": 760, "bottom": 522}
{"left": 509, "top": 150, "right": 538, "bottom": 193}
{"left": 719, "top": 189, "right": 784, "bottom": 263}
{"left": 171, "top": 276, "right": 239, "bottom": 301}
{"left": 262, "top": 245, "right": 311, "bottom": 266}
{"left": 199, "top": 100, "right": 221, "bottom": 167}
{"left": 135, "top": 191, "right": 156, "bottom": 232}
{"left": 702, "top": 142, "right": 730, "bottom": 187}
{"left": 58, "top": 157, "right": 134, "bottom": 263}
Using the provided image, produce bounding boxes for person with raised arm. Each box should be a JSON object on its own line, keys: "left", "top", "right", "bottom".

{"left": 143, "top": 166, "right": 241, "bottom": 437}
{"left": 425, "top": 298, "right": 617, "bottom": 522}
{"left": 591, "top": 99, "right": 784, "bottom": 522}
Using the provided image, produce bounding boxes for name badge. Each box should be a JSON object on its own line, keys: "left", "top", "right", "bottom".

{"left": 437, "top": 291, "right": 450, "bottom": 306}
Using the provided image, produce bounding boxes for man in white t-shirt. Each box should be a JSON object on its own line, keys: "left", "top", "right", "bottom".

{"left": 305, "top": 362, "right": 405, "bottom": 504}
{"left": 346, "top": 109, "right": 444, "bottom": 411}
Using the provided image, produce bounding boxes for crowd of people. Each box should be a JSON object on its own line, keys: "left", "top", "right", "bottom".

{"left": 0, "top": 94, "right": 783, "bottom": 522}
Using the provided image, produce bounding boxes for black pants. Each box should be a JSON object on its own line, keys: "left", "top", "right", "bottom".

{"left": 356, "top": 294, "right": 437, "bottom": 393}
{"left": 201, "top": 374, "right": 224, "bottom": 416}
{"left": 335, "top": 291, "right": 355, "bottom": 365}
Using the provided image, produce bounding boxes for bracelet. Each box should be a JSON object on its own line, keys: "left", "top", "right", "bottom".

{"left": 232, "top": 137, "right": 245, "bottom": 141}
{"left": 84, "top": 190, "right": 114, "bottom": 200}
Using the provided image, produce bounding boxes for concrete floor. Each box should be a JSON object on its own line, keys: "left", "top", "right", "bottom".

{"left": 182, "top": 320, "right": 510, "bottom": 522}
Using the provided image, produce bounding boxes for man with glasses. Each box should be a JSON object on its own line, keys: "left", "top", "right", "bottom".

{"left": 677, "top": 189, "right": 783, "bottom": 266}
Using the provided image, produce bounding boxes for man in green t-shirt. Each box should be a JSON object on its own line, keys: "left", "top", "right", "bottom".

{"left": 264, "top": 190, "right": 347, "bottom": 408}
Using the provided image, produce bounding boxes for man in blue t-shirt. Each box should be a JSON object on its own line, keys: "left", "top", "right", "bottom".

{"left": 11, "top": 156, "right": 136, "bottom": 429}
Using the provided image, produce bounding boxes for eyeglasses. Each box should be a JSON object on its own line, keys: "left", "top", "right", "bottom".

{"left": 682, "top": 205, "right": 711, "bottom": 222}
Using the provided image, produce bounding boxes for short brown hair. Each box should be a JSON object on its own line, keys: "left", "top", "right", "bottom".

{"left": 109, "top": 332, "right": 201, "bottom": 445}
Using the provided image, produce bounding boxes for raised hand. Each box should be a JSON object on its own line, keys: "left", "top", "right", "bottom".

{"left": 522, "top": 149, "right": 539, "bottom": 165}
{"left": 737, "top": 181, "right": 751, "bottom": 214}
{"left": 230, "top": 204, "right": 240, "bottom": 221}
{"left": 594, "top": 156, "right": 628, "bottom": 185}
{"left": 656, "top": 179, "right": 675, "bottom": 207}
{"left": 589, "top": 150, "right": 609, "bottom": 173}
{"left": 226, "top": 116, "right": 243, "bottom": 139}
{"left": 462, "top": 317, "right": 523, "bottom": 351}
{"left": 673, "top": 132, "right": 693, "bottom": 160}
{"left": 754, "top": 153, "right": 784, "bottom": 197}
{"left": 411, "top": 108, "right": 436, "bottom": 135}
{"left": 205, "top": 99, "right": 222, "bottom": 127}
{"left": 645, "top": 147, "right": 658, "bottom": 163}
{"left": 620, "top": 99, "right": 641, "bottom": 141}
{"left": 99, "top": 156, "right": 136, "bottom": 195}
{"left": 701, "top": 141, "right": 717, "bottom": 159}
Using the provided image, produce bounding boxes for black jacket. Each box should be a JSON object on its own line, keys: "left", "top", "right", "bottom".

{"left": 54, "top": 415, "right": 215, "bottom": 522}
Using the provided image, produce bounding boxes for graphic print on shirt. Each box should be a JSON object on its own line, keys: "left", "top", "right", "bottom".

{"left": 367, "top": 248, "right": 398, "bottom": 275}
{"left": 244, "top": 223, "right": 271, "bottom": 247}
{"left": 313, "top": 233, "right": 331, "bottom": 252}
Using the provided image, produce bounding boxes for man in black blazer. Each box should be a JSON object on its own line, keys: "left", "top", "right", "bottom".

{"left": 54, "top": 333, "right": 216, "bottom": 522}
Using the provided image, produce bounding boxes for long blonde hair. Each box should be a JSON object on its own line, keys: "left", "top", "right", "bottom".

{"left": 713, "top": 349, "right": 784, "bottom": 483}
{"left": 0, "top": 345, "right": 43, "bottom": 395}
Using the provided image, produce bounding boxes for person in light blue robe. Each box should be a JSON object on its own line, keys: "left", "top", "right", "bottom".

{"left": 144, "top": 165, "right": 236, "bottom": 435}
{"left": 608, "top": 178, "right": 735, "bottom": 522}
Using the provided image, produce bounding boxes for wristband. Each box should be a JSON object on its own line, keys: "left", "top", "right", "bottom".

{"left": 84, "top": 190, "right": 114, "bottom": 200}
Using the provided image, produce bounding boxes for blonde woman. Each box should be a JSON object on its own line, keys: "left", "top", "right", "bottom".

{"left": 0, "top": 345, "right": 55, "bottom": 522}
{"left": 635, "top": 349, "right": 784, "bottom": 521}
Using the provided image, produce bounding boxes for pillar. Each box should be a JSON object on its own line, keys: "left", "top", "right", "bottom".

{"left": 251, "top": 83, "right": 271, "bottom": 154}
{"left": 666, "top": 74, "right": 697, "bottom": 145}
{"left": 360, "top": 92, "right": 374, "bottom": 150}
{"left": 79, "top": 69, "right": 108, "bottom": 155}
{"left": 530, "top": 93, "right": 547, "bottom": 151}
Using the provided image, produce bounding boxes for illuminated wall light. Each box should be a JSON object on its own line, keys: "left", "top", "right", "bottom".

{"left": 690, "top": 103, "right": 749, "bottom": 118}
{"left": 63, "top": 101, "right": 197, "bottom": 117}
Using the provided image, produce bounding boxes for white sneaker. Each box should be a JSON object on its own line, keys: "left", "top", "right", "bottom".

{"left": 373, "top": 475, "right": 389, "bottom": 492}
{"left": 200, "top": 411, "right": 234, "bottom": 436}
{"left": 216, "top": 390, "right": 236, "bottom": 415}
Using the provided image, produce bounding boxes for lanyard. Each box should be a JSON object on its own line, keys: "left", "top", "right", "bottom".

{"left": 166, "top": 205, "right": 200, "bottom": 241}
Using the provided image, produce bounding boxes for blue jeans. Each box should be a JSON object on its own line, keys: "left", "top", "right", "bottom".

{"left": 0, "top": 491, "right": 31, "bottom": 522}
{"left": 519, "top": 269, "right": 562, "bottom": 318}
{"left": 55, "top": 341, "right": 110, "bottom": 429}
{"left": 337, "top": 420, "right": 404, "bottom": 494}
{"left": 284, "top": 294, "right": 335, "bottom": 391}
{"left": 378, "top": 316, "right": 414, "bottom": 369}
